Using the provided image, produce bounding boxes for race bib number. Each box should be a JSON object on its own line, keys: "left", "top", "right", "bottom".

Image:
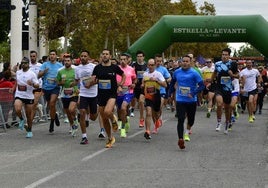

{"left": 81, "top": 76, "right": 92, "bottom": 87}
{"left": 63, "top": 88, "right": 73, "bottom": 96}
{"left": 146, "top": 86, "right": 156, "bottom": 95}
{"left": 47, "top": 78, "right": 56, "bottom": 84}
{"left": 179, "top": 86, "right": 190, "bottom": 96}
{"left": 98, "top": 79, "right": 111, "bottom": 89}
{"left": 137, "top": 71, "right": 145, "bottom": 79}
{"left": 121, "top": 86, "right": 129, "bottom": 94}
{"left": 18, "top": 85, "right": 27, "bottom": 91}
{"left": 221, "top": 76, "right": 231, "bottom": 85}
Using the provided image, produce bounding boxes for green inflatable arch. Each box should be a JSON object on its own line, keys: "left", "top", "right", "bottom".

{"left": 127, "top": 15, "right": 268, "bottom": 58}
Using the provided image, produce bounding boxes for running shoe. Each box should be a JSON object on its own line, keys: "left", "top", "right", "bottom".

{"left": 71, "top": 125, "right": 78, "bottom": 137}
{"left": 26, "top": 132, "right": 33, "bottom": 138}
{"left": 139, "top": 119, "right": 144, "bottom": 128}
{"left": 248, "top": 116, "right": 254, "bottom": 123}
{"left": 252, "top": 115, "right": 256, "bottom": 120}
{"left": 120, "top": 128, "right": 127, "bottom": 138}
{"left": 68, "top": 128, "right": 72, "bottom": 134}
{"left": 118, "top": 121, "right": 122, "bottom": 130}
{"left": 80, "top": 137, "right": 88, "bottom": 145}
{"left": 155, "top": 119, "right": 161, "bottom": 129}
{"left": 144, "top": 131, "right": 152, "bottom": 140}
{"left": 64, "top": 117, "right": 69, "bottom": 123}
{"left": 125, "top": 117, "right": 130, "bottom": 133}
{"left": 130, "top": 112, "right": 135, "bottom": 117}
{"left": 206, "top": 111, "right": 211, "bottom": 118}
{"left": 105, "top": 137, "right": 115, "bottom": 148}
{"left": 98, "top": 129, "right": 106, "bottom": 139}
{"left": 216, "top": 123, "right": 221, "bottom": 131}
{"left": 224, "top": 124, "right": 228, "bottom": 134}
{"left": 228, "top": 123, "right": 233, "bottom": 131}
{"left": 184, "top": 134, "right": 190, "bottom": 141}
{"left": 166, "top": 105, "right": 171, "bottom": 110}
{"left": 49, "top": 122, "right": 54, "bottom": 133}
{"left": 231, "top": 115, "right": 236, "bottom": 123}
{"left": 112, "top": 115, "right": 118, "bottom": 132}
{"left": 18, "top": 119, "right": 25, "bottom": 130}
{"left": 55, "top": 113, "right": 60, "bottom": 126}
{"left": 178, "top": 139, "right": 185, "bottom": 149}
{"left": 152, "top": 127, "right": 158, "bottom": 134}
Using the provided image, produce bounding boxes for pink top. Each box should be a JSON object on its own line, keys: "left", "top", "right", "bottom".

{"left": 116, "top": 65, "right": 136, "bottom": 94}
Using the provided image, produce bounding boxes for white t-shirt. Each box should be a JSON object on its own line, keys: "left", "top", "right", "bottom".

{"left": 30, "top": 62, "right": 43, "bottom": 87}
{"left": 75, "top": 63, "right": 97, "bottom": 97}
{"left": 15, "top": 69, "right": 39, "bottom": 99}
{"left": 232, "top": 78, "right": 240, "bottom": 93}
{"left": 239, "top": 68, "right": 260, "bottom": 92}
{"left": 143, "top": 70, "right": 165, "bottom": 82}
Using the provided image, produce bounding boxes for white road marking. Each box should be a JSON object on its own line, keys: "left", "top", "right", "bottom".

{"left": 25, "top": 118, "right": 168, "bottom": 187}
{"left": 25, "top": 171, "right": 64, "bottom": 188}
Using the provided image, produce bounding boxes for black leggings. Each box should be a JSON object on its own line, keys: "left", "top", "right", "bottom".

{"left": 176, "top": 102, "right": 197, "bottom": 139}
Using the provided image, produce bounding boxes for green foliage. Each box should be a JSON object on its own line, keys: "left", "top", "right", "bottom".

{"left": 36, "top": 0, "right": 228, "bottom": 59}
{"left": 0, "top": 41, "right": 10, "bottom": 62}
{"left": 237, "top": 44, "right": 263, "bottom": 57}
{"left": 0, "top": 10, "right": 10, "bottom": 43}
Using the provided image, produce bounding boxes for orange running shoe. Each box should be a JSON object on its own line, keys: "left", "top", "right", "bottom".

{"left": 139, "top": 119, "right": 144, "bottom": 128}
{"left": 178, "top": 139, "right": 185, "bottom": 149}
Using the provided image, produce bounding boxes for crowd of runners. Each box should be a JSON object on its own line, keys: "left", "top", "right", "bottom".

{"left": 0, "top": 47, "right": 266, "bottom": 150}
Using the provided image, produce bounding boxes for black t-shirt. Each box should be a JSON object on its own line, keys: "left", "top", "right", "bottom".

{"left": 132, "top": 62, "right": 147, "bottom": 87}
{"left": 92, "top": 63, "right": 124, "bottom": 97}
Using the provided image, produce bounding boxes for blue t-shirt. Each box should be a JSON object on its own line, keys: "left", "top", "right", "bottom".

{"left": 214, "top": 60, "right": 237, "bottom": 92}
{"left": 172, "top": 67, "right": 204, "bottom": 103}
{"left": 155, "top": 65, "right": 170, "bottom": 94}
{"left": 40, "top": 61, "right": 63, "bottom": 90}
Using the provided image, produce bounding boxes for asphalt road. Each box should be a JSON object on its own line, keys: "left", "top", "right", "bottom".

{"left": 0, "top": 100, "right": 268, "bottom": 188}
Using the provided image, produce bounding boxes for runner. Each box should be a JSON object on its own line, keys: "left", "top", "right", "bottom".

{"left": 56, "top": 54, "right": 79, "bottom": 137}
{"left": 92, "top": 49, "right": 126, "bottom": 148}
{"left": 13, "top": 57, "right": 39, "bottom": 138}
{"left": 141, "top": 58, "right": 167, "bottom": 140}
{"left": 169, "top": 55, "right": 204, "bottom": 149}
{"left": 71, "top": 50, "right": 98, "bottom": 144}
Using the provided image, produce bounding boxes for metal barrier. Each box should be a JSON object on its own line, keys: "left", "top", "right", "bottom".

{"left": 0, "top": 88, "right": 14, "bottom": 131}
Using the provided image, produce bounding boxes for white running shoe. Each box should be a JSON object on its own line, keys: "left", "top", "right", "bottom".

{"left": 216, "top": 123, "right": 221, "bottom": 131}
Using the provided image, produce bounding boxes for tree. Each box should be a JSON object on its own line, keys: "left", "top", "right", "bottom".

{"left": 35, "top": 0, "right": 228, "bottom": 59}
{"left": 237, "top": 44, "right": 263, "bottom": 57}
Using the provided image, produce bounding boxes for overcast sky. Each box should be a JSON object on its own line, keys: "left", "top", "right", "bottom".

{"left": 172, "top": 0, "right": 268, "bottom": 50}
{"left": 194, "top": 0, "right": 268, "bottom": 21}
{"left": 197, "top": 0, "right": 268, "bottom": 49}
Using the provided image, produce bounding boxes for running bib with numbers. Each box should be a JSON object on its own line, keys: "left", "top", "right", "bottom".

{"left": 179, "top": 86, "right": 190, "bottom": 96}
{"left": 137, "top": 71, "right": 145, "bottom": 79}
{"left": 121, "top": 86, "right": 129, "bottom": 94}
{"left": 98, "top": 79, "right": 111, "bottom": 89}
{"left": 18, "top": 85, "right": 27, "bottom": 91}
{"left": 47, "top": 78, "right": 56, "bottom": 84}
{"left": 63, "top": 88, "right": 73, "bottom": 96}
{"left": 220, "top": 76, "right": 231, "bottom": 85}
{"left": 81, "top": 76, "right": 91, "bottom": 87}
{"left": 146, "top": 86, "right": 156, "bottom": 95}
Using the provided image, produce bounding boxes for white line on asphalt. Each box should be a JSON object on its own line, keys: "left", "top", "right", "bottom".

{"left": 81, "top": 148, "right": 107, "bottom": 162}
{"left": 25, "top": 171, "right": 64, "bottom": 188}
{"left": 25, "top": 119, "right": 168, "bottom": 187}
